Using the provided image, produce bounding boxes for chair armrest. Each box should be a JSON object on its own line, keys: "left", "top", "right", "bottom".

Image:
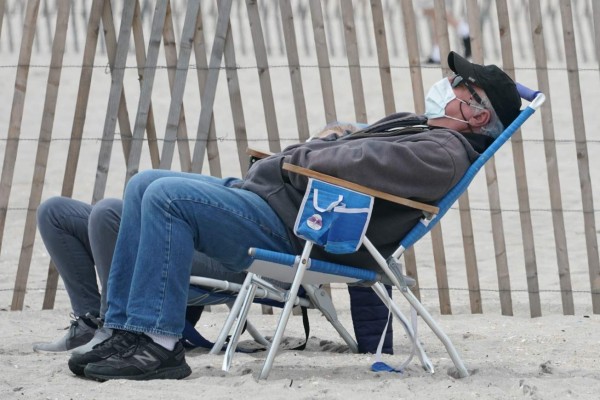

{"left": 282, "top": 162, "right": 439, "bottom": 215}
{"left": 246, "top": 147, "right": 274, "bottom": 160}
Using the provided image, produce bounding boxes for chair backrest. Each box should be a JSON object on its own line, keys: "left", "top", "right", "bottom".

{"left": 395, "top": 85, "right": 546, "bottom": 255}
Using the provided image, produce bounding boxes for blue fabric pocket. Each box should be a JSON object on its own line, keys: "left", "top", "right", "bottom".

{"left": 294, "top": 179, "right": 373, "bottom": 254}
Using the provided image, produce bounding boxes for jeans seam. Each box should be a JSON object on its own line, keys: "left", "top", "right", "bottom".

{"left": 55, "top": 212, "right": 99, "bottom": 316}
{"left": 166, "top": 196, "right": 290, "bottom": 243}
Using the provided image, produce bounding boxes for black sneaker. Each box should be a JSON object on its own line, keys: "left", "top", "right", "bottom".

{"left": 83, "top": 334, "right": 191, "bottom": 381}
{"left": 68, "top": 330, "right": 140, "bottom": 376}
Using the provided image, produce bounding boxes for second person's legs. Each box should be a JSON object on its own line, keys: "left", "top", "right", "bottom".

{"left": 35, "top": 197, "right": 99, "bottom": 352}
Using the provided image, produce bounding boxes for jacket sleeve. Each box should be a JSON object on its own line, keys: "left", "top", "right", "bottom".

{"left": 286, "top": 133, "right": 466, "bottom": 203}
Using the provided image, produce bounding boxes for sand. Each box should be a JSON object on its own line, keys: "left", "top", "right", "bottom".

{"left": 1, "top": 2, "right": 600, "bottom": 398}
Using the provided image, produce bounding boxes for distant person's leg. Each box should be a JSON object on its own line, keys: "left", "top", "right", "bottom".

{"left": 34, "top": 197, "right": 100, "bottom": 352}
{"left": 420, "top": 0, "right": 470, "bottom": 63}
{"left": 72, "top": 198, "right": 123, "bottom": 355}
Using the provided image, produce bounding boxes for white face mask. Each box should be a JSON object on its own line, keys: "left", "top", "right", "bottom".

{"left": 424, "top": 78, "right": 457, "bottom": 120}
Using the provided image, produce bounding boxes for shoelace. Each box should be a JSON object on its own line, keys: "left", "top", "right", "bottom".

{"left": 94, "top": 330, "right": 136, "bottom": 351}
{"left": 63, "top": 313, "right": 81, "bottom": 337}
{"left": 120, "top": 334, "right": 149, "bottom": 358}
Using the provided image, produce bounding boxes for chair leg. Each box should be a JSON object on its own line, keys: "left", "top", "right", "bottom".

{"left": 302, "top": 284, "right": 359, "bottom": 353}
{"left": 371, "top": 282, "right": 434, "bottom": 373}
{"left": 258, "top": 242, "right": 314, "bottom": 380}
{"left": 398, "top": 285, "right": 469, "bottom": 378}
{"left": 210, "top": 273, "right": 256, "bottom": 355}
{"left": 363, "top": 237, "right": 468, "bottom": 377}
{"left": 223, "top": 277, "right": 259, "bottom": 371}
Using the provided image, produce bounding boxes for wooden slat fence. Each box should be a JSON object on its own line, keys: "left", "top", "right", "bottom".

{"left": 0, "top": 0, "right": 598, "bottom": 319}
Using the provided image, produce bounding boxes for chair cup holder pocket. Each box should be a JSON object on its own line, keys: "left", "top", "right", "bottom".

{"left": 325, "top": 207, "right": 371, "bottom": 253}
{"left": 294, "top": 179, "right": 374, "bottom": 254}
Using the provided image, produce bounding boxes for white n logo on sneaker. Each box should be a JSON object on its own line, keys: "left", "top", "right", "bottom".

{"left": 133, "top": 350, "right": 157, "bottom": 366}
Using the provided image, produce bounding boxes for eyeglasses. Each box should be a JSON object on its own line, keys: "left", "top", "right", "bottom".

{"left": 450, "top": 74, "right": 485, "bottom": 108}
{"left": 454, "top": 97, "right": 485, "bottom": 111}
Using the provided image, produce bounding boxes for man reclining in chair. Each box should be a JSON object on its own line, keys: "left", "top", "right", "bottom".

{"left": 69, "top": 51, "right": 521, "bottom": 381}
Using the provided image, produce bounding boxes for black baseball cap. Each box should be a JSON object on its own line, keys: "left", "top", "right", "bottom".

{"left": 448, "top": 51, "right": 521, "bottom": 128}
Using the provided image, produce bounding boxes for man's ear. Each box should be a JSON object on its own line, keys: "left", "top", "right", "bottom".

{"left": 469, "top": 109, "right": 491, "bottom": 128}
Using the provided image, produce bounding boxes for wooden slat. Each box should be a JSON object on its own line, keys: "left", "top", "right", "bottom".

{"left": 282, "top": 163, "right": 439, "bottom": 214}
{"left": 0, "top": 0, "right": 5, "bottom": 44}
{"left": 250, "top": 1, "right": 280, "bottom": 315}
{"left": 43, "top": 0, "right": 105, "bottom": 310}
{"left": 594, "top": 2, "right": 600, "bottom": 73}
{"left": 219, "top": 4, "right": 247, "bottom": 175}
{"left": 41, "top": 0, "right": 51, "bottom": 48}
{"left": 403, "top": 247, "right": 420, "bottom": 299}
{"left": 3, "top": 0, "right": 16, "bottom": 53}
{"left": 204, "top": 3, "right": 222, "bottom": 178}
{"left": 1, "top": 0, "right": 39, "bottom": 310}
{"left": 398, "top": 0, "right": 424, "bottom": 297}
{"left": 491, "top": 0, "right": 517, "bottom": 316}
{"left": 431, "top": 224, "right": 452, "bottom": 314}
{"left": 100, "top": 0, "right": 134, "bottom": 165}
{"left": 91, "top": 0, "right": 136, "bottom": 204}
{"left": 308, "top": 0, "right": 336, "bottom": 123}
{"left": 369, "top": 0, "right": 395, "bottom": 115}
{"left": 190, "top": 0, "right": 232, "bottom": 173}
{"left": 359, "top": 0, "right": 373, "bottom": 57}
{"left": 12, "top": 0, "right": 68, "bottom": 311}
{"left": 245, "top": 0, "right": 281, "bottom": 153}
{"left": 340, "top": 0, "right": 367, "bottom": 123}
{"left": 427, "top": 0, "right": 454, "bottom": 315}
{"left": 278, "top": 0, "right": 310, "bottom": 142}
{"left": 471, "top": 0, "right": 510, "bottom": 317}
{"left": 124, "top": 0, "right": 168, "bottom": 185}
{"left": 163, "top": 0, "right": 192, "bottom": 172}
{"left": 523, "top": 0, "right": 557, "bottom": 318}
{"left": 192, "top": 3, "right": 224, "bottom": 176}
{"left": 384, "top": 0, "right": 401, "bottom": 57}
{"left": 131, "top": 0, "right": 159, "bottom": 169}
{"left": 202, "top": 0, "right": 225, "bottom": 177}
{"left": 159, "top": 0, "right": 200, "bottom": 170}
{"left": 559, "top": 0, "right": 600, "bottom": 313}
{"left": 202, "top": 0, "right": 227, "bottom": 177}
{"left": 69, "top": 0, "right": 81, "bottom": 53}
{"left": 433, "top": 0, "right": 451, "bottom": 73}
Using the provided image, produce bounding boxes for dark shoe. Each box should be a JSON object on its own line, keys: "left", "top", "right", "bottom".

{"left": 71, "top": 326, "right": 113, "bottom": 356}
{"left": 463, "top": 36, "right": 472, "bottom": 59}
{"left": 424, "top": 57, "right": 441, "bottom": 65}
{"left": 185, "top": 305, "right": 204, "bottom": 326}
{"left": 84, "top": 334, "right": 191, "bottom": 381}
{"left": 68, "top": 330, "right": 140, "bottom": 376}
{"left": 33, "top": 314, "right": 99, "bottom": 353}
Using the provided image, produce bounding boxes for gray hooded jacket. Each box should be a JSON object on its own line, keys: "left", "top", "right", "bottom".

{"left": 236, "top": 113, "right": 484, "bottom": 270}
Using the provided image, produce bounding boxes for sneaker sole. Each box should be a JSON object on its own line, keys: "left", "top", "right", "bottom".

{"left": 84, "top": 364, "right": 192, "bottom": 382}
{"left": 68, "top": 359, "right": 88, "bottom": 377}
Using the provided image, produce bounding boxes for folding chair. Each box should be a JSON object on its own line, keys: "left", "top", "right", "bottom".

{"left": 193, "top": 84, "right": 545, "bottom": 379}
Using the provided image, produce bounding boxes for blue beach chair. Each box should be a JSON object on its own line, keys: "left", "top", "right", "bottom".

{"left": 191, "top": 84, "right": 545, "bottom": 379}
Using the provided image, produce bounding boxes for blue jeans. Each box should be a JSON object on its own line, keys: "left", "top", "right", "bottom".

{"left": 103, "top": 170, "right": 294, "bottom": 338}
{"left": 37, "top": 196, "right": 247, "bottom": 320}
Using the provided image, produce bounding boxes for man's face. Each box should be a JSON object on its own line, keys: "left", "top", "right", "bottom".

{"left": 427, "top": 77, "right": 491, "bottom": 133}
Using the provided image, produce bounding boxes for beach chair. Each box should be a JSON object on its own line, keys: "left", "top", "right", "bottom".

{"left": 190, "top": 84, "right": 545, "bottom": 379}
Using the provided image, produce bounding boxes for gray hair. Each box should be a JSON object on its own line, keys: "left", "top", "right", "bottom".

{"left": 476, "top": 97, "right": 505, "bottom": 139}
